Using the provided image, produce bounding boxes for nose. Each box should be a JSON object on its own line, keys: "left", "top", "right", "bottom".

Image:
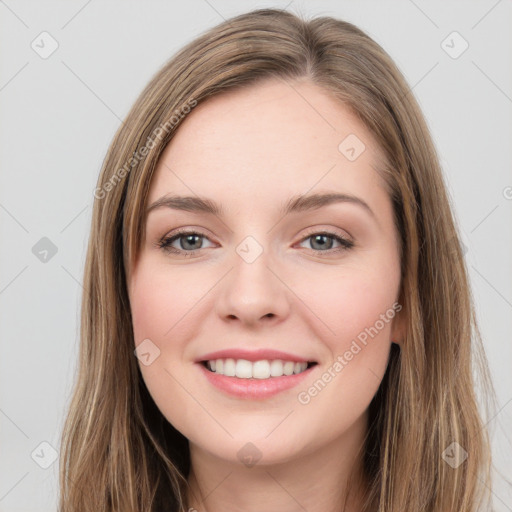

{"left": 215, "top": 248, "right": 291, "bottom": 328}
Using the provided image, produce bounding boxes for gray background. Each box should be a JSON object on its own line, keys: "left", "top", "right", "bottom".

{"left": 1, "top": 1, "right": 511, "bottom": 510}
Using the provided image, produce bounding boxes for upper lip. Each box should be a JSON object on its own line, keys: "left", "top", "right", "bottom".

{"left": 195, "top": 348, "right": 316, "bottom": 363}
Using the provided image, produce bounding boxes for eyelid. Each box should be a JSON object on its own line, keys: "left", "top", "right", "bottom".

{"left": 161, "top": 226, "right": 216, "bottom": 242}
{"left": 299, "top": 225, "right": 352, "bottom": 242}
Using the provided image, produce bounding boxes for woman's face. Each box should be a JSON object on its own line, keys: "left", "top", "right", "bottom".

{"left": 128, "top": 78, "right": 403, "bottom": 466}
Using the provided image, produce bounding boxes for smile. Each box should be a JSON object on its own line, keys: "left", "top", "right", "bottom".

{"left": 198, "top": 359, "right": 318, "bottom": 400}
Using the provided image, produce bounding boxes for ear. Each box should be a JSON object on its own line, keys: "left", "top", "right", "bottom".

{"left": 390, "top": 302, "right": 406, "bottom": 347}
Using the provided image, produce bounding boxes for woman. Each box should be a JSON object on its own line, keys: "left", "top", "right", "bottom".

{"left": 59, "top": 8, "right": 496, "bottom": 511}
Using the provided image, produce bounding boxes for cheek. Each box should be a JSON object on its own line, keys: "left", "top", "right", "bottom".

{"left": 292, "top": 257, "right": 399, "bottom": 421}
{"left": 129, "top": 262, "right": 205, "bottom": 432}
{"left": 291, "top": 256, "right": 399, "bottom": 415}
{"left": 130, "top": 279, "right": 167, "bottom": 343}
{"left": 130, "top": 262, "right": 205, "bottom": 343}
{"left": 293, "top": 261, "right": 399, "bottom": 349}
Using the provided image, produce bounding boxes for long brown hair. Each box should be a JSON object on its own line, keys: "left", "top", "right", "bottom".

{"left": 58, "top": 8, "right": 496, "bottom": 511}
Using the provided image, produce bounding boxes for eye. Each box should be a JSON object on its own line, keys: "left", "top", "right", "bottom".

{"left": 156, "top": 228, "right": 215, "bottom": 256}
{"left": 296, "top": 228, "right": 354, "bottom": 256}
{"left": 156, "top": 227, "right": 354, "bottom": 257}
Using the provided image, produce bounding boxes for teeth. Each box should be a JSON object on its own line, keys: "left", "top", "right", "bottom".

{"left": 283, "top": 361, "right": 295, "bottom": 375}
{"left": 205, "top": 359, "right": 309, "bottom": 378}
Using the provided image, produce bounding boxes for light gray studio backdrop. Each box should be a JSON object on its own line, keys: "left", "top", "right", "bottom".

{"left": 0, "top": 1, "right": 511, "bottom": 511}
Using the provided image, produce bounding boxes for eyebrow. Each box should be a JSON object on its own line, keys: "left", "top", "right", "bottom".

{"left": 146, "top": 192, "right": 376, "bottom": 220}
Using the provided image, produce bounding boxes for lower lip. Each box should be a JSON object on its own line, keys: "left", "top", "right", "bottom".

{"left": 198, "top": 363, "right": 316, "bottom": 400}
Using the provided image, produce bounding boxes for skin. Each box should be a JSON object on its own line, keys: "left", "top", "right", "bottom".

{"left": 128, "top": 77, "right": 405, "bottom": 512}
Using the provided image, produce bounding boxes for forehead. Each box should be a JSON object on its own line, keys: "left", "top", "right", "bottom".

{"left": 148, "top": 78, "right": 387, "bottom": 210}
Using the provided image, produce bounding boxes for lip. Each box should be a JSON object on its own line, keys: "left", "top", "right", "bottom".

{"left": 197, "top": 362, "right": 317, "bottom": 400}
{"left": 195, "top": 348, "right": 315, "bottom": 364}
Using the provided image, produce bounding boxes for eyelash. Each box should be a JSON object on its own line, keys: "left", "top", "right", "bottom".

{"left": 156, "top": 227, "right": 354, "bottom": 257}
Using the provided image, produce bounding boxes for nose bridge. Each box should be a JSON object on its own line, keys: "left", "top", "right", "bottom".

{"left": 215, "top": 234, "right": 289, "bottom": 324}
